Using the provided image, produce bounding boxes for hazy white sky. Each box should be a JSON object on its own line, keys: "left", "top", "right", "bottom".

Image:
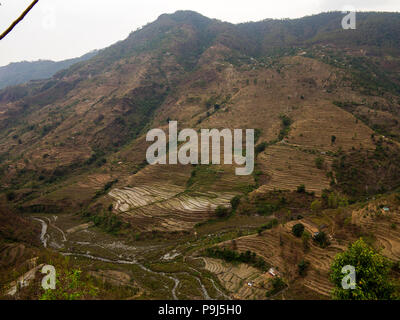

{"left": 0, "top": 0, "right": 399, "bottom": 67}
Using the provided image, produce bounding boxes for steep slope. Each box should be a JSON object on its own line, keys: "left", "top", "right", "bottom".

{"left": 1, "top": 10, "right": 400, "bottom": 300}
{"left": 0, "top": 10, "right": 400, "bottom": 231}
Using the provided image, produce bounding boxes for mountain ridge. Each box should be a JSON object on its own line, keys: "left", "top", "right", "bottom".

{"left": 1, "top": 10, "right": 400, "bottom": 300}
{"left": 0, "top": 50, "right": 99, "bottom": 90}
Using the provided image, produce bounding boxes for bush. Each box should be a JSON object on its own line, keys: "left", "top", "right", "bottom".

{"left": 215, "top": 205, "right": 230, "bottom": 218}
{"left": 302, "top": 231, "right": 311, "bottom": 251}
{"left": 315, "top": 157, "right": 324, "bottom": 169}
{"left": 104, "top": 179, "right": 118, "bottom": 192}
{"left": 255, "top": 142, "right": 267, "bottom": 155}
{"left": 292, "top": 223, "right": 305, "bottom": 237}
{"left": 298, "top": 260, "right": 309, "bottom": 277}
{"left": 89, "top": 210, "right": 124, "bottom": 234}
{"left": 40, "top": 269, "right": 98, "bottom": 300}
{"left": 230, "top": 196, "right": 241, "bottom": 211}
{"left": 6, "top": 191, "right": 16, "bottom": 201}
{"left": 257, "top": 219, "right": 279, "bottom": 234}
{"left": 296, "top": 184, "right": 306, "bottom": 193}
{"left": 93, "top": 179, "right": 119, "bottom": 199}
{"left": 256, "top": 203, "right": 279, "bottom": 215}
{"left": 266, "top": 277, "right": 287, "bottom": 297}
{"left": 278, "top": 115, "right": 292, "bottom": 140}
{"left": 313, "top": 231, "right": 330, "bottom": 248}
{"left": 327, "top": 192, "right": 348, "bottom": 209}
{"left": 310, "top": 200, "right": 322, "bottom": 212}
{"left": 204, "top": 247, "right": 269, "bottom": 271}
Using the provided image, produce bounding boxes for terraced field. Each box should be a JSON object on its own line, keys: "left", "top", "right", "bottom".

{"left": 352, "top": 201, "right": 400, "bottom": 261}
{"left": 202, "top": 257, "right": 267, "bottom": 300}
{"left": 197, "top": 194, "right": 400, "bottom": 299}
{"left": 108, "top": 184, "right": 236, "bottom": 231}
{"left": 77, "top": 174, "right": 114, "bottom": 189}
{"left": 6, "top": 213, "right": 236, "bottom": 300}
{"left": 257, "top": 145, "right": 331, "bottom": 195}
{"left": 106, "top": 156, "right": 250, "bottom": 232}
{"left": 212, "top": 220, "right": 346, "bottom": 298}
{"left": 289, "top": 103, "right": 374, "bottom": 152}
{"left": 0, "top": 244, "right": 29, "bottom": 269}
{"left": 3, "top": 10, "right": 400, "bottom": 301}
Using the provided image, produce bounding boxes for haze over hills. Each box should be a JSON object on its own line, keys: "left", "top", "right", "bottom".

{"left": 0, "top": 50, "right": 99, "bottom": 90}
{"left": 1, "top": 10, "right": 400, "bottom": 300}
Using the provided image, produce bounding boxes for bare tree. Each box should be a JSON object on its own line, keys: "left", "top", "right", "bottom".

{"left": 0, "top": 0, "right": 39, "bottom": 40}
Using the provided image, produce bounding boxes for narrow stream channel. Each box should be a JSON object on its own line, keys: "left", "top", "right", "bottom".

{"left": 33, "top": 218, "right": 48, "bottom": 248}
{"left": 31, "top": 216, "right": 201, "bottom": 300}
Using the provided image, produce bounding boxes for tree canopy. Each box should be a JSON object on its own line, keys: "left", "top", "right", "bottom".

{"left": 292, "top": 223, "right": 305, "bottom": 238}
{"left": 330, "top": 238, "right": 395, "bottom": 300}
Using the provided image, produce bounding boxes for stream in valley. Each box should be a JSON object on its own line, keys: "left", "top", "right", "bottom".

{"left": 31, "top": 214, "right": 217, "bottom": 300}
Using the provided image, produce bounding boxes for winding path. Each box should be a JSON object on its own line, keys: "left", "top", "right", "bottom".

{"left": 33, "top": 218, "right": 48, "bottom": 248}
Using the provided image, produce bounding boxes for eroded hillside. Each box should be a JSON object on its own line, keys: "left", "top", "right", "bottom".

{"left": 1, "top": 11, "right": 400, "bottom": 300}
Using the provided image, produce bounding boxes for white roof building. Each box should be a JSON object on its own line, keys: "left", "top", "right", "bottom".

{"left": 268, "top": 267, "right": 278, "bottom": 277}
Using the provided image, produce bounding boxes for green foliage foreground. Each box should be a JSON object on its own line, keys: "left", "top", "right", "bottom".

{"left": 330, "top": 239, "right": 396, "bottom": 300}
{"left": 40, "top": 269, "right": 98, "bottom": 300}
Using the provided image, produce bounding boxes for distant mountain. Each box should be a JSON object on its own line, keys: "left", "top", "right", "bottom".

{"left": 0, "top": 50, "right": 99, "bottom": 90}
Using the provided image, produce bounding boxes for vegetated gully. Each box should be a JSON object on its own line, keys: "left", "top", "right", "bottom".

{"left": 31, "top": 214, "right": 225, "bottom": 300}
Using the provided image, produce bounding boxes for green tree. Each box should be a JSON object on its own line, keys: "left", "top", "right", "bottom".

{"left": 310, "top": 199, "right": 322, "bottom": 212}
{"left": 298, "top": 259, "right": 309, "bottom": 277}
{"left": 328, "top": 192, "right": 338, "bottom": 208}
{"left": 313, "top": 231, "right": 330, "bottom": 248}
{"left": 302, "top": 231, "right": 311, "bottom": 251}
{"left": 327, "top": 192, "right": 348, "bottom": 209}
{"left": 292, "top": 223, "right": 305, "bottom": 238}
{"left": 330, "top": 239, "right": 395, "bottom": 300}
